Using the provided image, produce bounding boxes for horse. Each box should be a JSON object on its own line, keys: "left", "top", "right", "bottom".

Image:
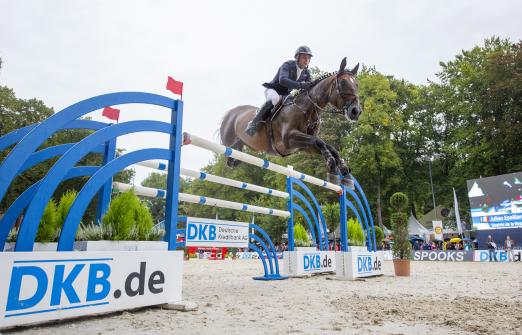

{"left": 219, "top": 58, "right": 362, "bottom": 187}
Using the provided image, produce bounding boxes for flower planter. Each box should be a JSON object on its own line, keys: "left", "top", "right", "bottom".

{"left": 75, "top": 240, "right": 168, "bottom": 251}
{"left": 347, "top": 246, "right": 368, "bottom": 252}
{"left": 393, "top": 259, "right": 410, "bottom": 276}
{"left": 3, "top": 242, "right": 61, "bottom": 252}
{"left": 3, "top": 241, "right": 167, "bottom": 252}
{"left": 294, "top": 247, "right": 317, "bottom": 252}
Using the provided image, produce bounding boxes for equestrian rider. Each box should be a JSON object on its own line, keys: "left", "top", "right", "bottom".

{"left": 245, "top": 46, "right": 314, "bottom": 136}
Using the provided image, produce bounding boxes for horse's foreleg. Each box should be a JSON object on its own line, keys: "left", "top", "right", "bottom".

{"left": 324, "top": 143, "right": 354, "bottom": 189}
{"left": 286, "top": 131, "right": 341, "bottom": 184}
{"left": 226, "top": 139, "right": 244, "bottom": 168}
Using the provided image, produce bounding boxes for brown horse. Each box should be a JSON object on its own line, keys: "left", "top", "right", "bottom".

{"left": 219, "top": 58, "right": 362, "bottom": 187}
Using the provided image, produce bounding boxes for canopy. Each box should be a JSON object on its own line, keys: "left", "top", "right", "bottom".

{"left": 408, "top": 214, "right": 430, "bottom": 236}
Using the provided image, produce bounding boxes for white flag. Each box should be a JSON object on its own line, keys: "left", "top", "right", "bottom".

{"left": 453, "top": 188, "right": 463, "bottom": 235}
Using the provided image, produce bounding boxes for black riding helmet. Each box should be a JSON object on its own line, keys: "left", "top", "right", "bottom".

{"left": 294, "top": 45, "right": 313, "bottom": 59}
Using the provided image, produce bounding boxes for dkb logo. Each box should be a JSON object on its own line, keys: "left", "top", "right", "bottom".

{"left": 5, "top": 259, "right": 165, "bottom": 317}
{"left": 187, "top": 223, "right": 216, "bottom": 241}
{"left": 357, "top": 255, "right": 382, "bottom": 274}
{"left": 303, "top": 253, "right": 332, "bottom": 271}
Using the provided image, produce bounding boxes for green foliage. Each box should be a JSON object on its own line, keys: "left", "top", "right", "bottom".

{"left": 134, "top": 203, "right": 154, "bottom": 239}
{"left": 322, "top": 202, "right": 340, "bottom": 234}
{"left": 348, "top": 218, "right": 365, "bottom": 246}
{"left": 390, "top": 192, "right": 411, "bottom": 259}
{"left": 36, "top": 199, "right": 58, "bottom": 242}
{"left": 141, "top": 172, "right": 167, "bottom": 224}
{"left": 390, "top": 192, "right": 408, "bottom": 212}
{"left": 294, "top": 222, "right": 312, "bottom": 247}
{"left": 102, "top": 190, "right": 154, "bottom": 240}
{"left": 56, "top": 190, "right": 78, "bottom": 227}
{"left": 76, "top": 223, "right": 165, "bottom": 241}
{"left": 374, "top": 226, "right": 384, "bottom": 247}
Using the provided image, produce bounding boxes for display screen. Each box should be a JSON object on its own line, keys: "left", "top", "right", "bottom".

{"left": 467, "top": 172, "right": 522, "bottom": 230}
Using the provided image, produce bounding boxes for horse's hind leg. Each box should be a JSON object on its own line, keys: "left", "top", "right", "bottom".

{"left": 226, "top": 139, "right": 244, "bottom": 168}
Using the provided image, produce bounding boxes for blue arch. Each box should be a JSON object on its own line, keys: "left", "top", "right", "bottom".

{"left": 58, "top": 148, "right": 172, "bottom": 251}
{"left": 352, "top": 177, "right": 377, "bottom": 251}
{"left": 0, "top": 119, "right": 109, "bottom": 152}
{"left": 292, "top": 203, "right": 318, "bottom": 248}
{"left": 249, "top": 222, "right": 281, "bottom": 276}
{"left": 0, "top": 166, "right": 99, "bottom": 251}
{"left": 248, "top": 243, "right": 269, "bottom": 278}
{"left": 345, "top": 189, "right": 372, "bottom": 251}
{"left": 345, "top": 196, "right": 372, "bottom": 251}
{"left": 19, "top": 144, "right": 105, "bottom": 174}
{"left": 0, "top": 92, "right": 176, "bottom": 204}
{"left": 15, "top": 120, "right": 173, "bottom": 251}
{"left": 292, "top": 192, "right": 325, "bottom": 249}
{"left": 249, "top": 234, "right": 275, "bottom": 275}
{"left": 290, "top": 178, "right": 328, "bottom": 250}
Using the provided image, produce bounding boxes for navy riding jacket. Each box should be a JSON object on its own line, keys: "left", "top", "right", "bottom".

{"left": 263, "top": 60, "right": 311, "bottom": 96}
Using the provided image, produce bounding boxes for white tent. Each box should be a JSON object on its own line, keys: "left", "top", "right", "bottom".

{"left": 408, "top": 214, "right": 430, "bottom": 236}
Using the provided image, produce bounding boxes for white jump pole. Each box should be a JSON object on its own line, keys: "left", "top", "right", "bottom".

{"left": 182, "top": 132, "right": 343, "bottom": 193}
{"left": 135, "top": 161, "right": 289, "bottom": 199}
{"left": 112, "top": 182, "right": 290, "bottom": 218}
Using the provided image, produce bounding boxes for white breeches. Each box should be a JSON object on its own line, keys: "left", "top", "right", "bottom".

{"left": 264, "top": 88, "right": 281, "bottom": 105}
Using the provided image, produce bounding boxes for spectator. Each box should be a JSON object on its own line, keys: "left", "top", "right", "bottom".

{"left": 504, "top": 235, "right": 515, "bottom": 262}
{"left": 487, "top": 235, "right": 498, "bottom": 262}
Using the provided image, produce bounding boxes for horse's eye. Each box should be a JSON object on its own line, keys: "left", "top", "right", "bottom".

{"left": 340, "top": 79, "right": 350, "bottom": 91}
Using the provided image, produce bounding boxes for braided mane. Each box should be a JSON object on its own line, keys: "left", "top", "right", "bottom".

{"left": 293, "top": 71, "right": 336, "bottom": 98}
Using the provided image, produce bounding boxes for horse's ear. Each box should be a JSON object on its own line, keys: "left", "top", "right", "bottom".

{"left": 339, "top": 57, "right": 347, "bottom": 73}
{"left": 351, "top": 63, "right": 360, "bottom": 76}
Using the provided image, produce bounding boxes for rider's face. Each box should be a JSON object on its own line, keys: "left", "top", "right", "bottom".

{"left": 297, "top": 54, "right": 311, "bottom": 69}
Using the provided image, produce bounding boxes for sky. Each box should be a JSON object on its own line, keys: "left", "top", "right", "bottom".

{"left": 0, "top": 0, "right": 520, "bottom": 184}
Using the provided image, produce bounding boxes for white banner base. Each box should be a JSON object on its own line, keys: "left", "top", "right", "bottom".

{"left": 335, "top": 251, "right": 384, "bottom": 280}
{"left": 0, "top": 250, "right": 183, "bottom": 329}
{"left": 282, "top": 250, "right": 336, "bottom": 276}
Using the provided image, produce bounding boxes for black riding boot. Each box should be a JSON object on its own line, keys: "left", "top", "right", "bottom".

{"left": 245, "top": 100, "right": 273, "bottom": 136}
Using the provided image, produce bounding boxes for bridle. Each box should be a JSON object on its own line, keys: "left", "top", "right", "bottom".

{"left": 298, "top": 73, "right": 358, "bottom": 116}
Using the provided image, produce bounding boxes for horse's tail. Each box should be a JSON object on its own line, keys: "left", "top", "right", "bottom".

{"left": 219, "top": 108, "right": 239, "bottom": 146}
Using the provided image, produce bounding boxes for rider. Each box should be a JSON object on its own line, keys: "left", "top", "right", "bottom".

{"left": 245, "top": 45, "right": 314, "bottom": 136}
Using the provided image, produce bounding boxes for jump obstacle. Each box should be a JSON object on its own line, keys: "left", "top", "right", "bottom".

{"left": 0, "top": 92, "right": 380, "bottom": 328}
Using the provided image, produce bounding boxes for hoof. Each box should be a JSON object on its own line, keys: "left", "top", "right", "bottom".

{"left": 341, "top": 176, "right": 355, "bottom": 190}
{"left": 327, "top": 173, "right": 341, "bottom": 185}
{"left": 226, "top": 158, "right": 241, "bottom": 168}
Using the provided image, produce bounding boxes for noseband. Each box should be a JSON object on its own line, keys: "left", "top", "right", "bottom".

{"left": 295, "top": 72, "right": 358, "bottom": 117}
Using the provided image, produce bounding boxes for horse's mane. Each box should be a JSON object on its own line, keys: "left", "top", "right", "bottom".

{"left": 295, "top": 71, "right": 337, "bottom": 97}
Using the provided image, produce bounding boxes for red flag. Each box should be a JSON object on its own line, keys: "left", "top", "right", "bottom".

{"left": 166, "top": 76, "right": 183, "bottom": 98}
{"left": 102, "top": 106, "right": 120, "bottom": 122}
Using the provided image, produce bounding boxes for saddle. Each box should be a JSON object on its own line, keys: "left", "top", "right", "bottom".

{"left": 264, "top": 95, "right": 295, "bottom": 157}
{"left": 268, "top": 95, "right": 295, "bottom": 122}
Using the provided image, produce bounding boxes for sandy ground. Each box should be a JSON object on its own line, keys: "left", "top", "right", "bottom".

{"left": 4, "top": 260, "right": 522, "bottom": 335}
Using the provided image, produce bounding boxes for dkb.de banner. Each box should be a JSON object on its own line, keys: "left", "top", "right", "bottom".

{"left": 413, "top": 250, "right": 474, "bottom": 261}
{"left": 185, "top": 217, "right": 249, "bottom": 248}
{"left": 413, "top": 250, "right": 521, "bottom": 262}
{"left": 0, "top": 251, "right": 183, "bottom": 329}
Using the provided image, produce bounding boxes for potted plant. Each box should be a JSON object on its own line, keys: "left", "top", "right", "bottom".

{"left": 347, "top": 218, "right": 367, "bottom": 252}
{"left": 390, "top": 192, "right": 411, "bottom": 276}
{"left": 293, "top": 222, "right": 314, "bottom": 251}
{"left": 75, "top": 190, "right": 166, "bottom": 251}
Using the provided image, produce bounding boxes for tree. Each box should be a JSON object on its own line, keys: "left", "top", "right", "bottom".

{"left": 342, "top": 69, "right": 402, "bottom": 229}
{"left": 141, "top": 172, "right": 167, "bottom": 224}
{"left": 0, "top": 85, "right": 134, "bottom": 225}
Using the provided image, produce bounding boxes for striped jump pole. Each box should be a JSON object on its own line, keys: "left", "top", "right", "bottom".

{"left": 112, "top": 182, "right": 290, "bottom": 217}
{"left": 135, "top": 160, "right": 289, "bottom": 198}
{"left": 182, "top": 132, "right": 343, "bottom": 194}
